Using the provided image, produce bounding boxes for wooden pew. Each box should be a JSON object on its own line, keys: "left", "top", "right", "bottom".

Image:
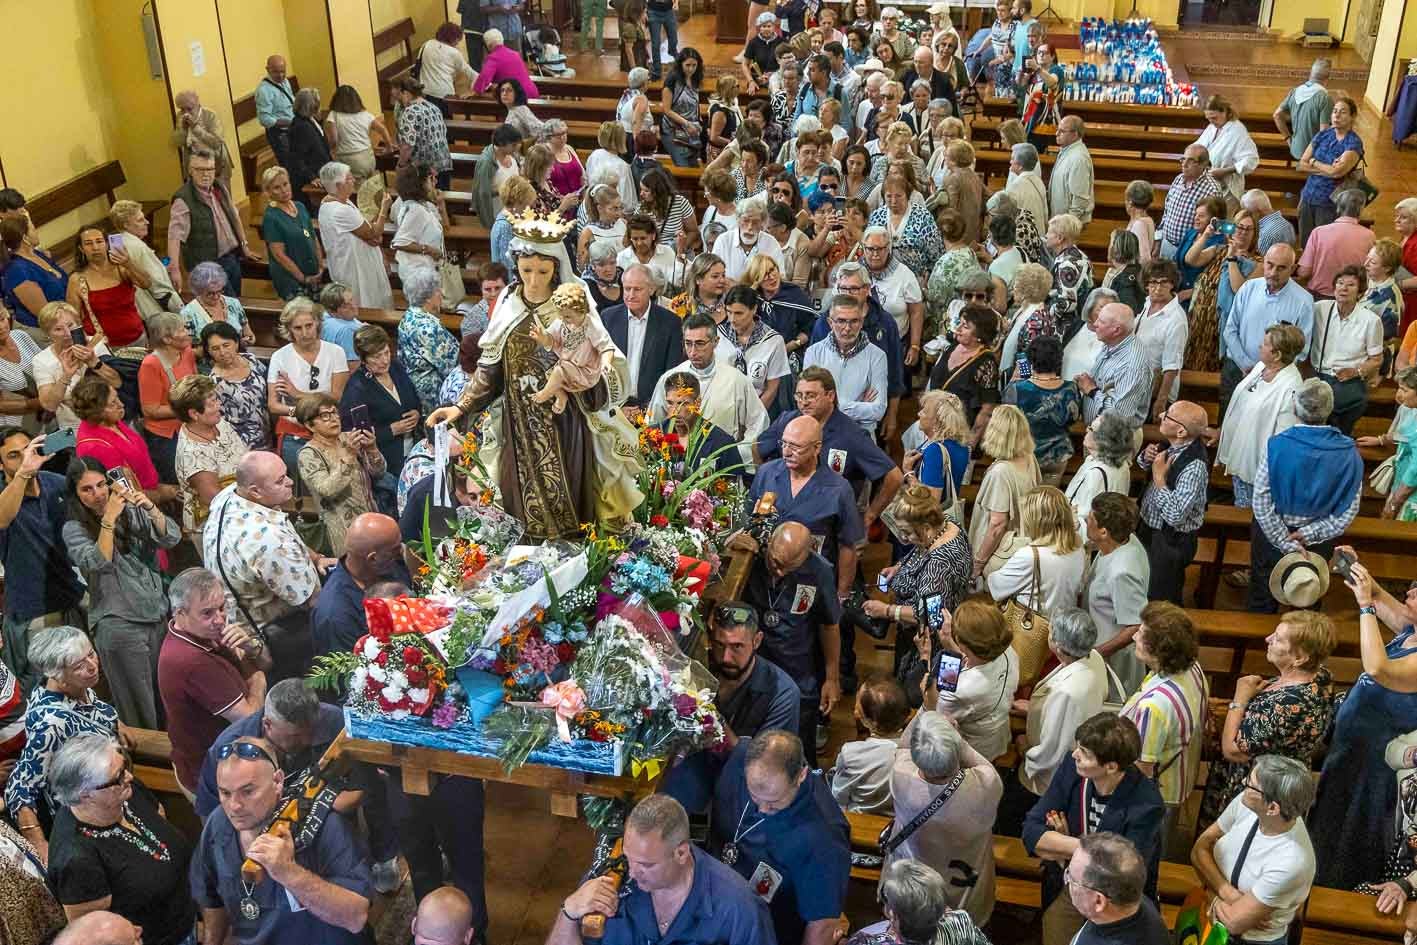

{"left": 972, "top": 148, "right": 1309, "bottom": 193}
{"left": 232, "top": 75, "right": 302, "bottom": 189}
{"left": 25, "top": 161, "right": 165, "bottom": 267}
{"left": 375, "top": 17, "right": 418, "bottom": 109}
{"left": 979, "top": 97, "right": 1274, "bottom": 135}
{"left": 1178, "top": 369, "right": 1397, "bottom": 418}
{"left": 970, "top": 116, "right": 1294, "bottom": 164}
{"left": 237, "top": 297, "right": 463, "bottom": 351}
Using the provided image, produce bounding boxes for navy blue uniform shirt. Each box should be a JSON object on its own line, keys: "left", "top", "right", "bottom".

{"left": 742, "top": 551, "right": 840, "bottom": 697}
{"left": 601, "top": 845, "right": 778, "bottom": 945}
{"left": 756, "top": 409, "right": 895, "bottom": 493}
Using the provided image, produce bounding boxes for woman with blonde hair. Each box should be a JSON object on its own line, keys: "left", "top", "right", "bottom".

{"left": 905, "top": 390, "right": 972, "bottom": 503}
{"left": 742, "top": 253, "right": 816, "bottom": 366}
{"left": 988, "top": 484, "right": 1086, "bottom": 614}
{"left": 523, "top": 143, "right": 578, "bottom": 220}
{"left": 259, "top": 165, "right": 323, "bottom": 300}
{"left": 109, "top": 201, "right": 180, "bottom": 315}
{"left": 938, "top": 139, "right": 984, "bottom": 244}
{"left": 491, "top": 175, "right": 537, "bottom": 272}
{"left": 969, "top": 403, "right": 1041, "bottom": 579}
{"left": 998, "top": 261, "right": 1052, "bottom": 375}
{"left": 706, "top": 74, "right": 742, "bottom": 162}
{"left": 918, "top": 598, "right": 1020, "bottom": 760}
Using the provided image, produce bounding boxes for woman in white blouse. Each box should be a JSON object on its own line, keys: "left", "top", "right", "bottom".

{"left": 1216, "top": 322, "right": 1304, "bottom": 507}
{"left": 1193, "top": 95, "right": 1259, "bottom": 208}
{"left": 109, "top": 201, "right": 181, "bottom": 315}
{"left": 390, "top": 164, "right": 450, "bottom": 283}
{"left": 1065, "top": 411, "right": 1135, "bottom": 540}
{"left": 920, "top": 598, "right": 1020, "bottom": 761}
{"left": 324, "top": 85, "right": 392, "bottom": 182}
{"left": 1015, "top": 608, "right": 1112, "bottom": 797}
{"left": 988, "top": 485, "right": 1086, "bottom": 615}
{"left": 417, "top": 23, "right": 478, "bottom": 106}
{"left": 317, "top": 162, "right": 394, "bottom": 309}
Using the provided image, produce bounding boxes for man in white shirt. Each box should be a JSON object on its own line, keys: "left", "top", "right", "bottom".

{"left": 1048, "top": 117, "right": 1094, "bottom": 224}
{"left": 855, "top": 70, "right": 886, "bottom": 134}
{"left": 860, "top": 226, "right": 924, "bottom": 351}
{"left": 803, "top": 293, "right": 888, "bottom": 435}
{"left": 600, "top": 264, "right": 684, "bottom": 410}
{"left": 712, "top": 204, "right": 784, "bottom": 281}
{"left": 648, "top": 313, "right": 769, "bottom": 467}
{"left": 1007, "top": 144, "right": 1050, "bottom": 231}
{"left": 1134, "top": 260, "right": 1189, "bottom": 424}
{"left": 616, "top": 214, "right": 676, "bottom": 291}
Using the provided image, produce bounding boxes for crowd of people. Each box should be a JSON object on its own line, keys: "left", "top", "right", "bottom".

{"left": 0, "top": 2, "right": 1413, "bottom": 944}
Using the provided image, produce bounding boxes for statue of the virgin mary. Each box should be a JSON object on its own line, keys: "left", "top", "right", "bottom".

{"left": 427, "top": 212, "right": 641, "bottom": 540}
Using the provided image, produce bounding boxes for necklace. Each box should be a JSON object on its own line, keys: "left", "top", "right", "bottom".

{"left": 240, "top": 877, "right": 261, "bottom": 921}
{"left": 78, "top": 802, "right": 171, "bottom": 862}
{"left": 722, "top": 800, "right": 765, "bottom": 865}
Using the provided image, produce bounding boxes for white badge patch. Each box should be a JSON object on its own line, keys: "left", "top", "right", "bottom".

{"left": 811, "top": 534, "right": 825, "bottom": 554}
{"left": 791, "top": 584, "right": 816, "bottom": 614}
{"left": 749, "top": 860, "right": 784, "bottom": 902}
{"left": 827, "top": 448, "right": 848, "bottom": 474}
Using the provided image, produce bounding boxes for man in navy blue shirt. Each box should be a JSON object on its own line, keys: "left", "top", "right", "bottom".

{"left": 662, "top": 732, "right": 850, "bottom": 945}
{"left": 0, "top": 430, "right": 84, "bottom": 693}
{"left": 311, "top": 512, "right": 413, "bottom": 659}
{"left": 808, "top": 263, "right": 906, "bottom": 439}
{"left": 551, "top": 795, "right": 776, "bottom": 945}
{"left": 710, "top": 601, "right": 801, "bottom": 743}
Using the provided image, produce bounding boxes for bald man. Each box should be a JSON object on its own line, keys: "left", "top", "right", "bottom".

{"left": 414, "top": 886, "right": 475, "bottom": 945}
{"left": 1158, "top": 144, "right": 1221, "bottom": 260}
{"left": 1135, "top": 400, "right": 1211, "bottom": 604}
{"left": 1049, "top": 115, "right": 1094, "bottom": 224}
{"left": 312, "top": 513, "right": 413, "bottom": 658}
{"left": 255, "top": 54, "right": 295, "bottom": 167}
{"left": 52, "top": 910, "right": 142, "bottom": 945}
{"left": 1219, "top": 243, "right": 1314, "bottom": 419}
{"left": 170, "top": 89, "right": 231, "bottom": 184}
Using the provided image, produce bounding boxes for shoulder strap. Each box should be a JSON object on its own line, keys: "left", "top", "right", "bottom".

{"left": 213, "top": 499, "right": 269, "bottom": 643}
{"left": 1228, "top": 819, "right": 1262, "bottom": 887}
{"left": 941, "top": 347, "right": 992, "bottom": 391}
{"left": 882, "top": 768, "right": 966, "bottom": 855}
{"left": 262, "top": 77, "right": 295, "bottom": 103}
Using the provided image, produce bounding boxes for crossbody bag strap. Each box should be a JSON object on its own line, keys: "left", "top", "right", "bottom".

{"left": 882, "top": 768, "right": 967, "bottom": 855}
{"left": 213, "top": 500, "right": 269, "bottom": 644}
{"left": 1228, "top": 819, "right": 1262, "bottom": 887}
{"left": 1028, "top": 545, "right": 1042, "bottom": 618}
{"left": 941, "top": 347, "right": 992, "bottom": 391}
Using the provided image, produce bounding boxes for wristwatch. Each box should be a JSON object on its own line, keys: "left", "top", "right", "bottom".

{"left": 1359, "top": 605, "right": 1377, "bottom": 617}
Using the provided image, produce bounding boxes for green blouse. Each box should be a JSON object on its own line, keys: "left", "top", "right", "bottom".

{"left": 260, "top": 202, "right": 320, "bottom": 299}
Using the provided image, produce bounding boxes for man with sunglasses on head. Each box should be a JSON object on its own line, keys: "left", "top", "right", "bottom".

{"left": 1134, "top": 400, "right": 1211, "bottom": 605}
{"left": 710, "top": 601, "right": 801, "bottom": 743}
{"left": 192, "top": 736, "right": 373, "bottom": 945}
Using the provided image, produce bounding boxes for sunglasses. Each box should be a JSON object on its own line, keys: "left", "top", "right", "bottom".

{"left": 308, "top": 364, "right": 321, "bottom": 390}
{"left": 715, "top": 604, "right": 758, "bottom": 628}
{"left": 217, "top": 741, "right": 279, "bottom": 768}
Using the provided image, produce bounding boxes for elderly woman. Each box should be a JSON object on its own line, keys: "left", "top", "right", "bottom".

{"left": 1124, "top": 179, "right": 1158, "bottom": 263}
{"left": 1198, "top": 611, "right": 1334, "bottom": 833}
{"left": 67, "top": 227, "right": 147, "bottom": 348}
{"left": 340, "top": 325, "right": 422, "bottom": 473}
{"left": 266, "top": 297, "right": 350, "bottom": 476}
{"left": 287, "top": 87, "right": 332, "bottom": 209}
{"left": 200, "top": 322, "right": 269, "bottom": 451}
{"left": 844, "top": 858, "right": 988, "bottom": 945}
{"left": 391, "top": 163, "right": 450, "bottom": 284}
{"left": 258, "top": 166, "right": 323, "bottom": 301}
{"left": 1060, "top": 287, "right": 1113, "bottom": 381}
{"left": 317, "top": 161, "right": 393, "bottom": 309}
{"left": 545, "top": 119, "right": 586, "bottom": 198}
{"left": 583, "top": 240, "right": 624, "bottom": 312}
{"left": 324, "top": 84, "right": 391, "bottom": 182}
{"left": 1192, "top": 755, "right": 1317, "bottom": 944}
{"left": 1101, "top": 229, "right": 1143, "bottom": 314}
{"left": 1365, "top": 238, "right": 1405, "bottom": 353}
{"left": 179, "top": 261, "right": 252, "bottom": 345}
{"left": 4, "top": 625, "right": 122, "bottom": 866}
{"left": 392, "top": 75, "right": 453, "bottom": 189}
{"left": 1216, "top": 322, "right": 1304, "bottom": 507}
{"left": 617, "top": 68, "right": 653, "bottom": 141}
{"left": 870, "top": 173, "right": 942, "bottom": 282}
{"left": 1015, "top": 612, "right": 1112, "bottom": 797}
{"left": 296, "top": 392, "right": 385, "bottom": 556}
{"left": 418, "top": 22, "right": 478, "bottom": 107}
{"left": 988, "top": 485, "right": 1086, "bottom": 616}
{"left": 1314, "top": 265, "right": 1385, "bottom": 435}
{"left": 1065, "top": 413, "right": 1134, "bottom": 536}
{"left": 998, "top": 262, "right": 1053, "bottom": 382}
{"left": 919, "top": 598, "right": 1019, "bottom": 765}
{"left": 1003, "top": 335, "right": 1081, "bottom": 484}
{"left": 32, "top": 302, "right": 118, "bottom": 430}
{"left": 397, "top": 268, "right": 460, "bottom": 415}
{"left": 927, "top": 305, "right": 1000, "bottom": 444}
{"left": 1023, "top": 712, "right": 1165, "bottom": 944}
{"left": 1396, "top": 198, "right": 1417, "bottom": 339}
{"left": 0, "top": 304, "right": 41, "bottom": 431}
{"left": 1041, "top": 214, "right": 1091, "bottom": 337}
{"left": 1297, "top": 95, "right": 1364, "bottom": 244}
{"left": 1, "top": 216, "right": 68, "bottom": 332}
{"left": 987, "top": 190, "right": 1045, "bottom": 266}
{"left": 73, "top": 378, "right": 160, "bottom": 503}
{"left": 524, "top": 144, "right": 578, "bottom": 221}
{"left": 491, "top": 175, "right": 536, "bottom": 274}
{"left": 1208, "top": 210, "right": 1264, "bottom": 366}
{"left": 718, "top": 285, "right": 789, "bottom": 410}
{"left": 46, "top": 734, "right": 195, "bottom": 942}
{"left": 109, "top": 200, "right": 180, "bottom": 315}
{"left": 925, "top": 210, "right": 983, "bottom": 333}
{"left": 937, "top": 141, "right": 985, "bottom": 246}
{"left": 61, "top": 457, "right": 177, "bottom": 730}
{"left": 904, "top": 390, "right": 972, "bottom": 505}
{"left": 171, "top": 374, "right": 247, "bottom": 536}
{"left": 968, "top": 404, "right": 1041, "bottom": 580}
{"left": 137, "top": 312, "right": 197, "bottom": 482}
{"left": 1177, "top": 195, "right": 1229, "bottom": 312}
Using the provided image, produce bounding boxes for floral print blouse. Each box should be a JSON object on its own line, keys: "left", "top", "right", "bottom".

{"left": 397, "top": 306, "right": 461, "bottom": 414}
{"left": 871, "top": 203, "right": 943, "bottom": 282}
{"left": 5, "top": 688, "right": 118, "bottom": 819}
{"left": 1046, "top": 244, "right": 1092, "bottom": 330}
{"left": 1003, "top": 378, "right": 1083, "bottom": 466}
{"left": 926, "top": 248, "right": 984, "bottom": 338}
{"left": 208, "top": 353, "right": 271, "bottom": 450}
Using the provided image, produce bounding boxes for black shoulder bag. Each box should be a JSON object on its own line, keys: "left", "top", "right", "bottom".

{"left": 878, "top": 768, "right": 968, "bottom": 856}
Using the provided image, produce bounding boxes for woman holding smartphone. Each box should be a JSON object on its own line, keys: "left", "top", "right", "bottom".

{"left": 66, "top": 227, "right": 148, "bottom": 347}
{"left": 918, "top": 598, "right": 1020, "bottom": 762}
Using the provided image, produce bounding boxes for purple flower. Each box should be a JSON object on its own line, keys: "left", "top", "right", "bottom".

{"left": 431, "top": 701, "right": 459, "bottom": 729}
{"left": 673, "top": 693, "right": 698, "bottom": 716}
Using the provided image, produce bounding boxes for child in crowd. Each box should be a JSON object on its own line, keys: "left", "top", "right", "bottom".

{"left": 576, "top": 183, "right": 627, "bottom": 269}
{"left": 830, "top": 676, "right": 912, "bottom": 815}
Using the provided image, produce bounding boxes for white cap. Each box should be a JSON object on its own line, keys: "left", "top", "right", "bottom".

{"left": 755, "top": 11, "right": 777, "bottom": 25}
{"left": 855, "top": 57, "right": 886, "bottom": 74}
{"left": 927, "top": 1, "right": 951, "bottom": 14}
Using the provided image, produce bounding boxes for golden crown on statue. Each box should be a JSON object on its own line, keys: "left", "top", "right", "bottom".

{"left": 508, "top": 208, "right": 575, "bottom": 243}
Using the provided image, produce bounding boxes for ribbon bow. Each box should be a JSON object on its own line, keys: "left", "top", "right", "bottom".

{"left": 540, "top": 680, "right": 587, "bottom": 742}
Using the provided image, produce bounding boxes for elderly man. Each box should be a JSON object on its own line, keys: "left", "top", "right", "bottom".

{"left": 1274, "top": 58, "right": 1332, "bottom": 160}
{"left": 413, "top": 887, "right": 476, "bottom": 945}
{"left": 159, "top": 567, "right": 270, "bottom": 800}
{"left": 899, "top": 47, "right": 957, "bottom": 119}
{"left": 167, "top": 149, "right": 257, "bottom": 295}
{"left": 1135, "top": 401, "right": 1211, "bottom": 604}
{"left": 53, "top": 911, "right": 144, "bottom": 945}
{"left": 203, "top": 451, "right": 331, "bottom": 681}
{"left": 858, "top": 226, "right": 925, "bottom": 361}
{"left": 602, "top": 263, "right": 684, "bottom": 412}
{"left": 1297, "top": 189, "right": 1376, "bottom": 298}
{"left": 855, "top": 71, "right": 886, "bottom": 135}
{"left": 1241, "top": 189, "right": 1297, "bottom": 254}
{"left": 1068, "top": 833, "right": 1170, "bottom": 945}
{"left": 713, "top": 204, "right": 785, "bottom": 280}
{"left": 1219, "top": 244, "right": 1314, "bottom": 418}
{"left": 887, "top": 713, "right": 1003, "bottom": 927}
{"left": 1076, "top": 303, "right": 1152, "bottom": 428}
{"left": 192, "top": 736, "right": 372, "bottom": 944}
{"left": 810, "top": 263, "right": 907, "bottom": 437}
{"left": 1158, "top": 145, "right": 1222, "bottom": 261}
{"left": 0, "top": 429, "right": 84, "bottom": 694}
{"left": 1248, "top": 379, "right": 1362, "bottom": 612}
{"left": 709, "top": 601, "right": 801, "bottom": 743}
{"left": 172, "top": 90, "right": 232, "bottom": 185}
{"left": 311, "top": 513, "right": 412, "bottom": 658}
{"left": 663, "top": 731, "right": 850, "bottom": 945}
{"left": 555, "top": 795, "right": 774, "bottom": 945}
{"left": 472, "top": 28, "right": 537, "bottom": 98}
{"left": 1007, "top": 144, "right": 1050, "bottom": 240}
{"left": 803, "top": 295, "right": 889, "bottom": 436}
{"left": 1049, "top": 117, "right": 1094, "bottom": 224}
{"left": 255, "top": 55, "right": 294, "bottom": 168}
{"left": 742, "top": 12, "right": 788, "bottom": 95}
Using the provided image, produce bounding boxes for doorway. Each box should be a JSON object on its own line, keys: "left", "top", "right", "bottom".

{"left": 1179, "top": 0, "right": 1263, "bottom": 28}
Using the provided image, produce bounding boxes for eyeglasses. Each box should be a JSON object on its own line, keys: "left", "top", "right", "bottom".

{"left": 781, "top": 439, "right": 820, "bottom": 454}
{"left": 94, "top": 763, "right": 133, "bottom": 792}
{"left": 1063, "top": 865, "right": 1097, "bottom": 893}
{"left": 1242, "top": 781, "right": 1270, "bottom": 802}
{"left": 862, "top": 244, "right": 889, "bottom": 254}
{"left": 217, "top": 741, "right": 279, "bottom": 768}
{"left": 962, "top": 291, "right": 990, "bottom": 301}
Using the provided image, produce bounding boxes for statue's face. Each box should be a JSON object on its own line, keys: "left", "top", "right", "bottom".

{"left": 517, "top": 254, "right": 558, "bottom": 297}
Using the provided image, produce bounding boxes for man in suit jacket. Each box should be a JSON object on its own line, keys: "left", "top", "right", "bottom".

{"left": 600, "top": 263, "right": 684, "bottom": 413}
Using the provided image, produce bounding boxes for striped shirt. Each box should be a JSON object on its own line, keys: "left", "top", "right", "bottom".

{"left": 1159, "top": 171, "right": 1222, "bottom": 247}
{"left": 1084, "top": 335, "right": 1151, "bottom": 426}
{"left": 1122, "top": 662, "right": 1209, "bottom": 806}
{"left": 1138, "top": 441, "right": 1209, "bottom": 534}
{"left": 652, "top": 194, "right": 696, "bottom": 247}
{"left": 1256, "top": 210, "right": 1297, "bottom": 255}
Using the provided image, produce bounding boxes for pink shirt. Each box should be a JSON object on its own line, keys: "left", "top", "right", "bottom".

{"left": 76, "top": 420, "right": 159, "bottom": 489}
{"left": 472, "top": 45, "right": 539, "bottom": 99}
{"left": 1298, "top": 216, "right": 1376, "bottom": 296}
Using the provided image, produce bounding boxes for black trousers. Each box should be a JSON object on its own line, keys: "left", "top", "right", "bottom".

{"left": 1316, "top": 372, "right": 1368, "bottom": 436}
{"left": 387, "top": 774, "right": 488, "bottom": 935}
{"left": 798, "top": 697, "right": 820, "bottom": 768}
{"left": 1135, "top": 519, "right": 1198, "bottom": 606}
{"left": 1247, "top": 518, "right": 1336, "bottom": 614}
{"left": 266, "top": 124, "right": 291, "bottom": 169}
{"left": 1218, "top": 357, "right": 1246, "bottom": 423}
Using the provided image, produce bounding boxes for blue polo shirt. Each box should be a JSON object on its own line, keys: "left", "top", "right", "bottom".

{"left": 756, "top": 409, "right": 895, "bottom": 493}
{"left": 1220, "top": 278, "right": 1315, "bottom": 372}
{"left": 602, "top": 845, "right": 777, "bottom": 945}
{"left": 310, "top": 558, "right": 413, "bottom": 660}
{"left": 747, "top": 461, "right": 864, "bottom": 572}
{"left": 662, "top": 739, "right": 849, "bottom": 945}
{"left": 742, "top": 552, "right": 841, "bottom": 698}
{"left": 190, "top": 800, "right": 372, "bottom": 945}
{"left": 0, "top": 470, "right": 83, "bottom": 622}
{"left": 193, "top": 704, "right": 347, "bottom": 819}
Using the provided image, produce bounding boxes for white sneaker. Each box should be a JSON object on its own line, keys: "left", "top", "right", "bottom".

{"left": 372, "top": 857, "right": 401, "bottom": 894}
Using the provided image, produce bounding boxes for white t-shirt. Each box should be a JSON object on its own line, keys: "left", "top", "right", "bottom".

{"left": 871, "top": 263, "right": 923, "bottom": 337}
{"left": 936, "top": 647, "right": 1020, "bottom": 762}
{"left": 715, "top": 333, "right": 790, "bottom": 394}
{"left": 1135, "top": 297, "right": 1188, "bottom": 401}
{"left": 616, "top": 245, "right": 677, "bottom": 293}
{"left": 391, "top": 199, "right": 444, "bottom": 280}
{"left": 266, "top": 341, "right": 350, "bottom": 400}
{"left": 1061, "top": 324, "right": 1104, "bottom": 382}
{"left": 989, "top": 247, "right": 1022, "bottom": 290}
{"left": 328, "top": 110, "right": 376, "bottom": 156}
{"left": 986, "top": 544, "right": 1086, "bottom": 616}
{"left": 1212, "top": 794, "right": 1315, "bottom": 943}
{"left": 31, "top": 341, "right": 113, "bottom": 429}
{"left": 711, "top": 229, "right": 785, "bottom": 282}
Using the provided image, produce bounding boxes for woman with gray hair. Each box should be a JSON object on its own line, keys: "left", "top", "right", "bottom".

{"left": 46, "top": 733, "right": 195, "bottom": 940}
{"left": 843, "top": 859, "right": 989, "bottom": 945}
{"left": 179, "top": 261, "right": 253, "bottom": 346}
{"left": 287, "top": 87, "right": 332, "bottom": 210}
{"left": 316, "top": 161, "right": 394, "bottom": 309}
{"left": 1191, "top": 754, "right": 1317, "bottom": 945}
{"left": 887, "top": 711, "right": 1003, "bottom": 926}
{"left": 1065, "top": 412, "right": 1135, "bottom": 537}
{"left": 396, "top": 266, "right": 460, "bottom": 414}
{"left": 617, "top": 68, "right": 654, "bottom": 141}
{"left": 4, "top": 626, "right": 122, "bottom": 866}
{"left": 584, "top": 238, "right": 624, "bottom": 311}
{"left": 137, "top": 311, "right": 197, "bottom": 482}
{"left": 1060, "top": 286, "right": 1116, "bottom": 381}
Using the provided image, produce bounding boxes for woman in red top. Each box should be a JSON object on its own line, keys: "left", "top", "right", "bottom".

{"left": 66, "top": 227, "right": 148, "bottom": 347}
{"left": 136, "top": 312, "right": 197, "bottom": 484}
{"left": 1396, "top": 199, "right": 1417, "bottom": 338}
{"left": 73, "top": 375, "right": 161, "bottom": 496}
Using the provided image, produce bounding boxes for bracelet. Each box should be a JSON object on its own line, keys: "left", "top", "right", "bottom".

{"left": 100, "top": 522, "right": 115, "bottom": 531}
{"left": 18, "top": 824, "right": 39, "bottom": 833}
{"left": 1360, "top": 605, "right": 1377, "bottom": 617}
{"left": 561, "top": 906, "right": 580, "bottom": 922}
{"left": 1227, "top": 702, "right": 1242, "bottom": 711}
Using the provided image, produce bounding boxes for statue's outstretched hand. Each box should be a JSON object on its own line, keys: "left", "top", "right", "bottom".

{"left": 427, "top": 406, "right": 462, "bottom": 428}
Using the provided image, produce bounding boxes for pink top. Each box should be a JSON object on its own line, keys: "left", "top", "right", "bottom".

{"left": 1298, "top": 216, "right": 1376, "bottom": 297}
{"left": 76, "top": 419, "right": 159, "bottom": 489}
{"left": 548, "top": 154, "right": 585, "bottom": 197}
{"left": 472, "top": 45, "right": 539, "bottom": 99}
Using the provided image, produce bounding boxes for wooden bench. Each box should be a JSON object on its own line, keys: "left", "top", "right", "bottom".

{"left": 980, "top": 97, "right": 1274, "bottom": 135}
{"left": 1178, "top": 369, "right": 1396, "bottom": 417}
{"left": 971, "top": 116, "right": 1294, "bottom": 164}
{"left": 238, "top": 297, "right": 463, "bottom": 350}
{"left": 232, "top": 75, "right": 302, "bottom": 190}
{"left": 26, "top": 161, "right": 165, "bottom": 267}
{"left": 375, "top": 17, "right": 418, "bottom": 110}
{"left": 972, "top": 148, "right": 1309, "bottom": 193}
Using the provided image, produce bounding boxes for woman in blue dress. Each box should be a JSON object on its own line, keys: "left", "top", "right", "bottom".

{"left": 0, "top": 217, "right": 68, "bottom": 331}
{"left": 1002, "top": 335, "right": 1081, "bottom": 486}
{"left": 1312, "top": 555, "right": 1417, "bottom": 890}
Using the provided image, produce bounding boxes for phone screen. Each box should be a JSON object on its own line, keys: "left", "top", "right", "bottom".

{"left": 922, "top": 593, "right": 945, "bottom": 631}
{"left": 1332, "top": 550, "right": 1356, "bottom": 582}
{"left": 69, "top": 327, "right": 87, "bottom": 348}
{"left": 350, "top": 404, "right": 372, "bottom": 431}
{"left": 935, "top": 652, "right": 963, "bottom": 693}
{"left": 106, "top": 468, "right": 130, "bottom": 492}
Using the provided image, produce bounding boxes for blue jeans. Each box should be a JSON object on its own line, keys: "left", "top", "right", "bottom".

{"left": 646, "top": 7, "right": 678, "bottom": 76}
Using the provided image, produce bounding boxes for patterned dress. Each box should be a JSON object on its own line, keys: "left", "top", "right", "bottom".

{"left": 1198, "top": 670, "right": 1334, "bottom": 831}
{"left": 209, "top": 354, "right": 271, "bottom": 450}
{"left": 889, "top": 529, "right": 975, "bottom": 701}
{"left": 926, "top": 249, "right": 984, "bottom": 339}
{"left": 871, "top": 204, "right": 944, "bottom": 282}
{"left": 1184, "top": 255, "right": 1228, "bottom": 373}
{"left": 1045, "top": 245, "right": 1092, "bottom": 335}
{"left": 397, "top": 306, "right": 460, "bottom": 414}
{"left": 1003, "top": 379, "right": 1083, "bottom": 467}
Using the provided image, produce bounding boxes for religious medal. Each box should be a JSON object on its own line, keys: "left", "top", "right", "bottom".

{"left": 762, "top": 611, "right": 780, "bottom": 629}
{"left": 240, "top": 896, "right": 261, "bottom": 921}
{"left": 723, "top": 842, "right": 739, "bottom": 865}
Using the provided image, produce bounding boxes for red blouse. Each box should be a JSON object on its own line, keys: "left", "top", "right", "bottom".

{"left": 85, "top": 282, "right": 145, "bottom": 346}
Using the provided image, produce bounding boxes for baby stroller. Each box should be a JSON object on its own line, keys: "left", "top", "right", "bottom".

{"left": 526, "top": 26, "right": 576, "bottom": 77}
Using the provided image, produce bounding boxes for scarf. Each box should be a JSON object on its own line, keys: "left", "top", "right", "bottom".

{"left": 1266, "top": 424, "right": 1362, "bottom": 519}
{"left": 718, "top": 319, "right": 772, "bottom": 374}
{"left": 831, "top": 329, "right": 870, "bottom": 360}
